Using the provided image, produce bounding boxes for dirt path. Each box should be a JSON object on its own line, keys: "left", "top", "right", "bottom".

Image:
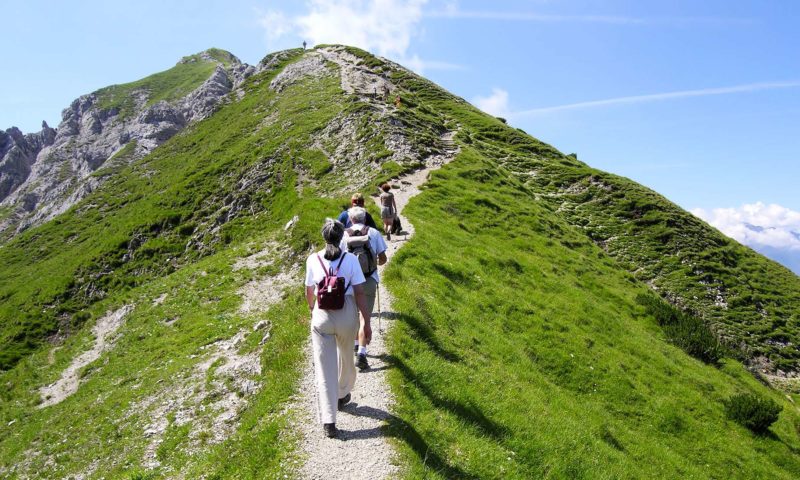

{"left": 292, "top": 132, "right": 458, "bottom": 480}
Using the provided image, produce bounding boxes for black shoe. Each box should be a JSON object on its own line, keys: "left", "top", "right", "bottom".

{"left": 338, "top": 393, "right": 351, "bottom": 410}
{"left": 323, "top": 423, "right": 337, "bottom": 438}
{"left": 356, "top": 353, "right": 369, "bottom": 371}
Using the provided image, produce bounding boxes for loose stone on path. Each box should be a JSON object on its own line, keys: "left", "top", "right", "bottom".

{"left": 291, "top": 130, "right": 459, "bottom": 480}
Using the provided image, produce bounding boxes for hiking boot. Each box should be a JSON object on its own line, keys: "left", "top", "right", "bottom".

{"left": 386, "top": 231, "right": 391, "bottom": 241}
{"left": 353, "top": 344, "right": 358, "bottom": 354}
{"left": 356, "top": 353, "right": 369, "bottom": 371}
{"left": 323, "top": 423, "right": 338, "bottom": 438}
{"left": 338, "top": 393, "right": 351, "bottom": 410}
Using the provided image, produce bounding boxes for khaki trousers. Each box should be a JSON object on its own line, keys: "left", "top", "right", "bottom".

{"left": 311, "top": 295, "right": 359, "bottom": 424}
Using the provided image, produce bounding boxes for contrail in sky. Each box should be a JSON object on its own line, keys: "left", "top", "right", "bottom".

{"left": 427, "top": 9, "right": 752, "bottom": 26}
{"left": 512, "top": 81, "right": 800, "bottom": 117}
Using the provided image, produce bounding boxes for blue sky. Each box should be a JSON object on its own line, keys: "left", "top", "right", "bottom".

{"left": 2, "top": 0, "right": 799, "bottom": 272}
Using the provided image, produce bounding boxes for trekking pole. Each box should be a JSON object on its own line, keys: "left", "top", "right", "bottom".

{"left": 377, "top": 284, "right": 383, "bottom": 334}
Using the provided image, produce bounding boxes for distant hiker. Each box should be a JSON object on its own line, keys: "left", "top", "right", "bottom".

{"left": 394, "top": 95, "right": 401, "bottom": 108}
{"left": 337, "top": 193, "right": 378, "bottom": 229}
{"left": 303, "top": 40, "right": 307, "bottom": 50}
{"left": 379, "top": 183, "right": 398, "bottom": 240}
{"left": 304, "top": 219, "right": 372, "bottom": 438}
{"left": 342, "top": 206, "right": 387, "bottom": 370}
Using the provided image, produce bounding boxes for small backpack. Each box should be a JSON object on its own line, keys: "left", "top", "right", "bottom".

{"left": 390, "top": 216, "right": 402, "bottom": 234}
{"left": 316, "top": 253, "right": 349, "bottom": 310}
{"left": 346, "top": 227, "right": 377, "bottom": 277}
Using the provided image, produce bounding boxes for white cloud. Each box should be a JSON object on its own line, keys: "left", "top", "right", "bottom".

{"left": 513, "top": 81, "right": 800, "bottom": 117}
{"left": 256, "top": 1, "right": 462, "bottom": 74}
{"left": 258, "top": 0, "right": 427, "bottom": 58}
{"left": 692, "top": 202, "right": 800, "bottom": 252}
{"left": 473, "top": 88, "right": 510, "bottom": 118}
{"left": 257, "top": 10, "right": 292, "bottom": 41}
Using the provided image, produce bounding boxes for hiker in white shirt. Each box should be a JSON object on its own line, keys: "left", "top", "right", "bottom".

{"left": 342, "top": 206, "right": 387, "bottom": 370}
{"left": 304, "top": 219, "right": 372, "bottom": 439}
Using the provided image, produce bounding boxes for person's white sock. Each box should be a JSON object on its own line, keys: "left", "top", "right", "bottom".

{"left": 358, "top": 346, "right": 367, "bottom": 355}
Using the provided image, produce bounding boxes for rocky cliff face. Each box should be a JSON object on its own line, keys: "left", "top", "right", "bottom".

{"left": 0, "top": 49, "right": 256, "bottom": 239}
{"left": 0, "top": 123, "right": 56, "bottom": 202}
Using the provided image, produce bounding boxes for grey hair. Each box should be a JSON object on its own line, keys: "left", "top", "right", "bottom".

{"left": 347, "top": 206, "right": 367, "bottom": 225}
{"left": 321, "top": 218, "right": 345, "bottom": 260}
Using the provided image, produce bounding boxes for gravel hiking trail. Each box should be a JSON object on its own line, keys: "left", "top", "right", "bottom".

{"left": 291, "top": 133, "right": 458, "bottom": 480}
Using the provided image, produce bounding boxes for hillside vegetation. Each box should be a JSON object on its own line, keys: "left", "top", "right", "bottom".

{"left": 0, "top": 46, "right": 798, "bottom": 479}
{"left": 384, "top": 145, "right": 800, "bottom": 479}
{"left": 387, "top": 67, "right": 800, "bottom": 380}
{"left": 94, "top": 49, "right": 235, "bottom": 118}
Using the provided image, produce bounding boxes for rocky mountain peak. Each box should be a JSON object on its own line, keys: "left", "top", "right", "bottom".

{"left": 0, "top": 49, "right": 257, "bottom": 240}
{"left": 180, "top": 48, "right": 240, "bottom": 67}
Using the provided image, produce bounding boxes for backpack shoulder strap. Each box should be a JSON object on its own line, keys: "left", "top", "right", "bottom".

{"left": 337, "top": 253, "right": 352, "bottom": 292}
{"left": 316, "top": 254, "right": 330, "bottom": 277}
{"left": 333, "top": 252, "right": 347, "bottom": 274}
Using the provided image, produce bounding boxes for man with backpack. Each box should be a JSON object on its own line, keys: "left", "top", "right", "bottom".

{"left": 342, "top": 206, "right": 387, "bottom": 370}
{"left": 337, "top": 193, "right": 378, "bottom": 230}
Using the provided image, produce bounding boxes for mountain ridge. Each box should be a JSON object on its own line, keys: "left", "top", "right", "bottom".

{"left": 0, "top": 48, "right": 254, "bottom": 240}
{"left": 0, "top": 45, "right": 798, "bottom": 478}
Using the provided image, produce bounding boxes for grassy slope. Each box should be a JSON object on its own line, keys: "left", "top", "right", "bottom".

{"left": 0, "top": 49, "right": 306, "bottom": 370}
{"left": 386, "top": 152, "right": 800, "bottom": 479}
{"left": 93, "top": 49, "right": 233, "bottom": 118}
{"left": 380, "top": 69, "right": 800, "bottom": 478}
{"left": 1, "top": 45, "right": 799, "bottom": 479}
{"left": 0, "top": 49, "right": 385, "bottom": 477}
{"left": 524, "top": 165, "right": 800, "bottom": 374}
{"left": 385, "top": 68, "right": 800, "bottom": 377}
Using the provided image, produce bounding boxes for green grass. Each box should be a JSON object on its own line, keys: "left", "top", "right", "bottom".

{"left": 342, "top": 46, "right": 385, "bottom": 69}
{"left": 386, "top": 65, "right": 800, "bottom": 377}
{"left": 296, "top": 149, "right": 333, "bottom": 178}
{"left": 2, "top": 44, "right": 800, "bottom": 479}
{"left": 383, "top": 147, "right": 800, "bottom": 479}
{"left": 94, "top": 50, "right": 229, "bottom": 119}
{"left": 91, "top": 140, "right": 139, "bottom": 178}
{"left": 0, "top": 49, "right": 322, "bottom": 371}
{"left": 0, "top": 48, "right": 337, "bottom": 477}
{"left": 519, "top": 166, "right": 800, "bottom": 374}
{"left": 0, "top": 46, "right": 445, "bottom": 478}
{"left": 0, "top": 205, "right": 12, "bottom": 222}
{"left": 0, "top": 237, "right": 310, "bottom": 478}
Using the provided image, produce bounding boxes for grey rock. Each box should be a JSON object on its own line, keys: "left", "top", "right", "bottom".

{"left": 0, "top": 123, "right": 57, "bottom": 201}
{"left": 0, "top": 49, "right": 256, "bottom": 239}
{"left": 284, "top": 215, "right": 299, "bottom": 230}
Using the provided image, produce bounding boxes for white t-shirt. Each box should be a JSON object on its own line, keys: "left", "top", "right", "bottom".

{"left": 341, "top": 223, "right": 388, "bottom": 282}
{"left": 305, "top": 250, "right": 366, "bottom": 295}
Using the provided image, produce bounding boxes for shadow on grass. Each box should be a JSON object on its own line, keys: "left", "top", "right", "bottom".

{"left": 343, "top": 402, "right": 479, "bottom": 479}
{"left": 390, "top": 311, "right": 461, "bottom": 363}
{"left": 762, "top": 430, "right": 800, "bottom": 456}
{"left": 386, "top": 355, "right": 509, "bottom": 441}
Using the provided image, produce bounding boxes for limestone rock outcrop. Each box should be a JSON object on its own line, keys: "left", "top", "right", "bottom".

{"left": 0, "top": 50, "right": 255, "bottom": 238}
